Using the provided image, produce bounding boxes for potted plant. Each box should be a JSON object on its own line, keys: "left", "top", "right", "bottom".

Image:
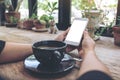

{"left": 77, "top": 0, "right": 102, "bottom": 39}
{"left": 94, "top": 1, "right": 117, "bottom": 38}
{"left": 40, "top": 14, "right": 50, "bottom": 28}
{"left": 95, "top": 19, "right": 114, "bottom": 37}
{"left": 38, "top": 1, "right": 58, "bottom": 26}
{"left": 33, "top": 19, "right": 46, "bottom": 29}
{"left": 17, "top": 14, "right": 46, "bottom": 30}
{"left": 17, "top": 13, "right": 37, "bottom": 30}
{"left": 112, "top": 16, "right": 120, "bottom": 46}
{"left": 4, "top": 0, "right": 23, "bottom": 26}
{"left": 38, "top": 1, "right": 58, "bottom": 33}
{"left": 17, "top": 18, "right": 34, "bottom": 30}
{"left": 5, "top": 16, "right": 19, "bottom": 27}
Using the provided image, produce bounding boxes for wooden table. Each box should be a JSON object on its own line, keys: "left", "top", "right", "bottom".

{"left": 0, "top": 26, "right": 120, "bottom": 80}
{"left": 0, "top": 27, "right": 80, "bottom": 80}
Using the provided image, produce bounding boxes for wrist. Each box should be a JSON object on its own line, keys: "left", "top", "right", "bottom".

{"left": 84, "top": 50, "right": 95, "bottom": 54}
{"left": 82, "top": 50, "right": 96, "bottom": 59}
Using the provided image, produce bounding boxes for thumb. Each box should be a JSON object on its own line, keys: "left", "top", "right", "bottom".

{"left": 78, "top": 50, "right": 84, "bottom": 58}
{"left": 62, "top": 28, "right": 70, "bottom": 37}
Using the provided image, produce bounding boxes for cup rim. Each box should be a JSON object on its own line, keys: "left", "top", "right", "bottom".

{"left": 32, "top": 40, "right": 67, "bottom": 50}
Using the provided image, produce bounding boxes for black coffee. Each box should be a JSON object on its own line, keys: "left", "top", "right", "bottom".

{"left": 37, "top": 46, "right": 58, "bottom": 49}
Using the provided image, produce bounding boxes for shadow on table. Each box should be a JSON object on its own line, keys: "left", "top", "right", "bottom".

{"left": 24, "top": 68, "right": 73, "bottom": 79}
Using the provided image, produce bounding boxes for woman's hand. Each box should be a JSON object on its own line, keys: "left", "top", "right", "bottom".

{"left": 55, "top": 28, "right": 70, "bottom": 41}
{"left": 55, "top": 28, "right": 77, "bottom": 52}
{"left": 82, "top": 31, "right": 95, "bottom": 52}
{"left": 78, "top": 31, "right": 95, "bottom": 58}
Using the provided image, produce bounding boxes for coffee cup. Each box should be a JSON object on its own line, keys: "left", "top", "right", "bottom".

{"left": 32, "top": 40, "right": 67, "bottom": 66}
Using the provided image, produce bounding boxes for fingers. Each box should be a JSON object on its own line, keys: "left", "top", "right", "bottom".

{"left": 77, "top": 46, "right": 82, "bottom": 51}
{"left": 85, "top": 28, "right": 88, "bottom": 31}
{"left": 63, "top": 27, "right": 70, "bottom": 36}
{"left": 78, "top": 50, "right": 84, "bottom": 58}
{"left": 66, "top": 45, "right": 76, "bottom": 52}
{"left": 66, "top": 27, "right": 70, "bottom": 32}
{"left": 55, "top": 27, "right": 70, "bottom": 41}
{"left": 83, "top": 31, "right": 89, "bottom": 38}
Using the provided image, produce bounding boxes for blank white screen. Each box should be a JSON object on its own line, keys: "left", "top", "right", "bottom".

{"left": 65, "top": 19, "right": 88, "bottom": 45}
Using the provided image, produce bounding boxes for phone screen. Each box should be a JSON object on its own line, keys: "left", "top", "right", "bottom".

{"left": 65, "top": 18, "right": 88, "bottom": 46}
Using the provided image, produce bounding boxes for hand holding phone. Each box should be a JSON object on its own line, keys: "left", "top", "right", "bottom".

{"left": 64, "top": 18, "right": 89, "bottom": 46}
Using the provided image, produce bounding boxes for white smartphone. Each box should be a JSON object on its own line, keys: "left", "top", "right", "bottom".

{"left": 64, "top": 18, "right": 89, "bottom": 46}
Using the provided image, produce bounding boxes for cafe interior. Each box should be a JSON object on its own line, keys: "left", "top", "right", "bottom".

{"left": 0, "top": 0, "right": 120, "bottom": 80}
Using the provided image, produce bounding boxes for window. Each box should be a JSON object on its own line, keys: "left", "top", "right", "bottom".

{"left": 19, "top": 0, "right": 29, "bottom": 19}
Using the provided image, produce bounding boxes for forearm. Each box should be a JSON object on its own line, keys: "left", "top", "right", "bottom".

{"left": 0, "top": 42, "right": 33, "bottom": 64}
{"left": 77, "top": 50, "right": 111, "bottom": 77}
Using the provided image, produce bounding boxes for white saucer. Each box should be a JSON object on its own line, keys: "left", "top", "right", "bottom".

{"left": 32, "top": 27, "right": 48, "bottom": 32}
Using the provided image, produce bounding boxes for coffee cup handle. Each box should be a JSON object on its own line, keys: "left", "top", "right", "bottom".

{"left": 54, "top": 51, "right": 64, "bottom": 59}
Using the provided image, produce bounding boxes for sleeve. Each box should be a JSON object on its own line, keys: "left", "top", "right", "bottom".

{"left": 77, "top": 70, "right": 113, "bottom": 80}
{"left": 0, "top": 40, "right": 6, "bottom": 54}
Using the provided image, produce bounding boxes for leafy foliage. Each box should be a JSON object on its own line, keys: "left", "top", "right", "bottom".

{"left": 38, "top": 1, "right": 58, "bottom": 16}
{"left": 116, "top": 16, "right": 120, "bottom": 26}
{"left": 30, "top": 13, "right": 38, "bottom": 19}
{"left": 38, "top": 1, "right": 58, "bottom": 28}
{"left": 72, "top": 0, "right": 97, "bottom": 10}
{"left": 10, "top": 16, "right": 19, "bottom": 23}
{"left": 80, "top": 0, "right": 96, "bottom": 10}
{"left": 40, "top": 14, "right": 49, "bottom": 23}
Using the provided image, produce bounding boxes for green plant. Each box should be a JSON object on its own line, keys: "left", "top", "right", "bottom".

{"left": 40, "top": 14, "right": 51, "bottom": 28}
{"left": 74, "top": 0, "right": 102, "bottom": 20}
{"left": 38, "top": 1, "right": 58, "bottom": 28}
{"left": 95, "top": 19, "right": 115, "bottom": 36}
{"left": 10, "top": 16, "right": 19, "bottom": 23}
{"left": 38, "top": 1, "right": 58, "bottom": 19}
{"left": 40, "top": 14, "right": 49, "bottom": 23}
{"left": 30, "top": 13, "right": 38, "bottom": 19}
{"left": 116, "top": 16, "right": 120, "bottom": 26}
{"left": 79, "top": 0, "right": 97, "bottom": 11}
{"left": 72, "top": 0, "right": 97, "bottom": 11}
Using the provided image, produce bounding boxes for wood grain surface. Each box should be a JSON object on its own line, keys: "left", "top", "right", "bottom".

{"left": 0, "top": 27, "right": 120, "bottom": 80}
